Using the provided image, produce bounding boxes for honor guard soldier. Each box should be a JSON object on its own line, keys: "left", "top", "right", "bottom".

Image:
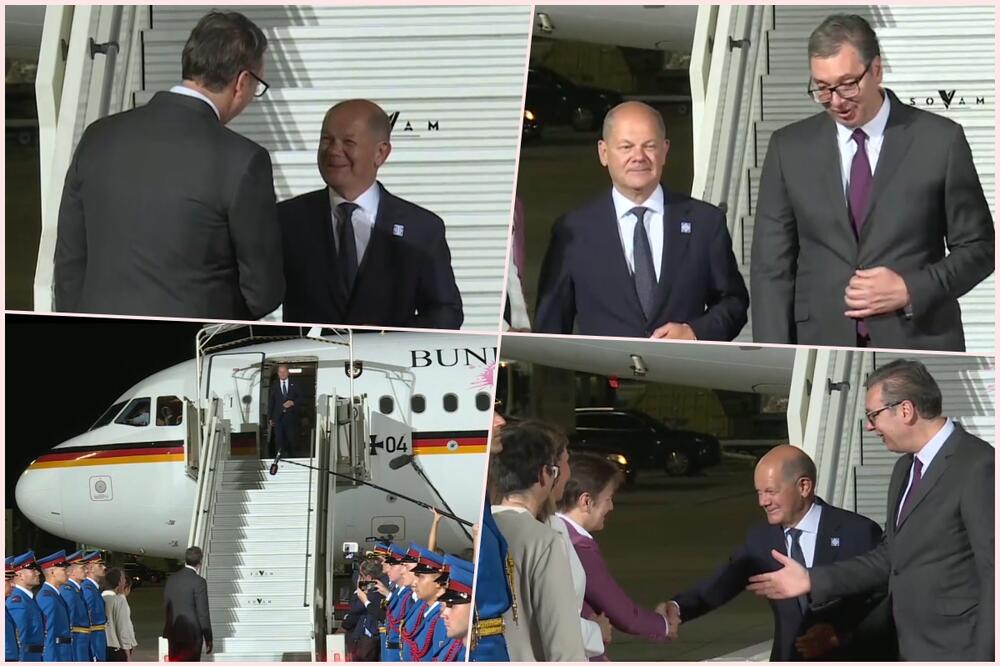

{"left": 36, "top": 551, "right": 74, "bottom": 661}
{"left": 432, "top": 555, "right": 474, "bottom": 661}
{"left": 401, "top": 546, "right": 448, "bottom": 662}
{"left": 59, "top": 551, "right": 91, "bottom": 662}
{"left": 381, "top": 543, "right": 417, "bottom": 661}
{"left": 6, "top": 551, "right": 45, "bottom": 661}
{"left": 80, "top": 552, "right": 108, "bottom": 661}
{"left": 470, "top": 499, "right": 512, "bottom": 660}
{"left": 6, "top": 557, "right": 20, "bottom": 662}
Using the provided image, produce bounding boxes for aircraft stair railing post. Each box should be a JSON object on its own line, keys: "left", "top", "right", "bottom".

{"left": 786, "top": 347, "right": 818, "bottom": 448}
{"left": 813, "top": 351, "right": 856, "bottom": 506}
{"left": 34, "top": 5, "right": 96, "bottom": 311}
{"left": 690, "top": 5, "right": 733, "bottom": 200}
{"left": 322, "top": 395, "right": 339, "bottom": 636}
{"left": 187, "top": 396, "right": 226, "bottom": 556}
{"left": 36, "top": 6, "right": 74, "bottom": 238}
{"left": 310, "top": 394, "right": 335, "bottom": 658}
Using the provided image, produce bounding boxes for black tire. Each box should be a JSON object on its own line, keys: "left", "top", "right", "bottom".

{"left": 664, "top": 449, "right": 692, "bottom": 477}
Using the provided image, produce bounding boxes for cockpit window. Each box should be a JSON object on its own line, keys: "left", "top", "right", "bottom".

{"left": 114, "top": 397, "right": 151, "bottom": 427}
{"left": 156, "top": 396, "right": 184, "bottom": 426}
{"left": 91, "top": 401, "right": 127, "bottom": 430}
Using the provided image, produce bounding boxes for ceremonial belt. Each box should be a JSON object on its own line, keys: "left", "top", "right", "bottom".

{"left": 474, "top": 617, "right": 505, "bottom": 638}
{"left": 71, "top": 627, "right": 91, "bottom": 634}
{"left": 55, "top": 637, "right": 73, "bottom": 645}
{"left": 386, "top": 641, "right": 401, "bottom": 649}
{"left": 379, "top": 626, "right": 387, "bottom": 634}
{"left": 24, "top": 645, "right": 44, "bottom": 654}
{"left": 90, "top": 624, "right": 106, "bottom": 631}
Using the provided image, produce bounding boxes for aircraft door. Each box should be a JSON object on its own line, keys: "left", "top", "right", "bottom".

{"left": 203, "top": 352, "right": 265, "bottom": 457}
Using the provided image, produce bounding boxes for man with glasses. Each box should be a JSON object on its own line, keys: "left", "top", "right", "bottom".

{"left": 749, "top": 359, "right": 994, "bottom": 661}
{"left": 55, "top": 10, "right": 284, "bottom": 321}
{"left": 660, "top": 445, "right": 892, "bottom": 661}
{"left": 751, "top": 14, "right": 993, "bottom": 351}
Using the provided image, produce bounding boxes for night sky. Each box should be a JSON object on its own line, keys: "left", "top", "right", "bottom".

{"left": 5, "top": 314, "right": 204, "bottom": 508}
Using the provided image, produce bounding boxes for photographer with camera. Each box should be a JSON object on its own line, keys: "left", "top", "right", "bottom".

{"left": 343, "top": 557, "right": 386, "bottom": 661}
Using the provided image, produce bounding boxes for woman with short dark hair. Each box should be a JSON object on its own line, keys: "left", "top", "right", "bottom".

{"left": 557, "top": 453, "right": 671, "bottom": 659}
{"left": 101, "top": 568, "right": 137, "bottom": 661}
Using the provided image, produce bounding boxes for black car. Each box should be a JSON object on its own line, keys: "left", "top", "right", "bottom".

{"left": 522, "top": 105, "right": 543, "bottom": 142}
{"left": 525, "top": 66, "right": 623, "bottom": 132}
{"left": 122, "top": 561, "right": 166, "bottom": 587}
{"left": 572, "top": 407, "right": 721, "bottom": 477}
{"left": 566, "top": 432, "right": 635, "bottom": 486}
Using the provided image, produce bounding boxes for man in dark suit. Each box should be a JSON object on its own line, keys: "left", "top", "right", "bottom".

{"left": 163, "top": 546, "right": 213, "bottom": 662}
{"left": 54, "top": 11, "right": 284, "bottom": 320}
{"left": 749, "top": 360, "right": 994, "bottom": 661}
{"left": 279, "top": 99, "right": 463, "bottom": 329}
{"left": 268, "top": 363, "right": 300, "bottom": 459}
{"left": 663, "top": 445, "right": 893, "bottom": 661}
{"left": 751, "top": 14, "right": 994, "bottom": 351}
{"left": 534, "top": 101, "right": 748, "bottom": 340}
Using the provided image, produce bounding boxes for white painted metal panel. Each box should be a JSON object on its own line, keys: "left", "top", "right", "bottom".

{"left": 140, "top": 5, "right": 531, "bottom": 330}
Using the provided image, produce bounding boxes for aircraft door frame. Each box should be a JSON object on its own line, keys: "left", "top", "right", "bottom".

{"left": 203, "top": 351, "right": 266, "bottom": 457}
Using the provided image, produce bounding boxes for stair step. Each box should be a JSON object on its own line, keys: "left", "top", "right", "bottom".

{"left": 208, "top": 579, "right": 316, "bottom": 595}
{"left": 209, "top": 606, "right": 313, "bottom": 624}
{"left": 210, "top": 526, "right": 313, "bottom": 542}
{"left": 208, "top": 591, "right": 311, "bottom": 608}
{"left": 212, "top": 514, "right": 311, "bottom": 528}
{"left": 206, "top": 564, "right": 316, "bottom": 581}
{"left": 214, "top": 624, "right": 314, "bottom": 640}
{"left": 206, "top": 651, "right": 312, "bottom": 662}
{"left": 216, "top": 488, "right": 314, "bottom": 502}
{"left": 213, "top": 501, "right": 311, "bottom": 516}
{"left": 212, "top": 637, "right": 314, "bottom": 652}
{"left": 204, "top": 553, "right": 313, "bottom": 568}
{"left": 209, "top": 540, "right": 309, "bottom": 555}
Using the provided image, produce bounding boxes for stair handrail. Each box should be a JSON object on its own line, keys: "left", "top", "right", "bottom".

{"left": 33, "top": 5, "right": 143, "bottom": 311}
{"left": 188, "top": 396, "right": 225, "bottom": 559}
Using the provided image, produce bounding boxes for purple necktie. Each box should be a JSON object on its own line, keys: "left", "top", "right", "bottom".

{"left": 848, "top": 129, "right": 872, "bottom": 339}
{"left": 896, "top": 457, "right": 923, "bottom": 527}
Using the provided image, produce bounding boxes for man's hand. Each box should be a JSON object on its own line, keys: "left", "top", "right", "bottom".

{"left": 356, "top": 587, "right": 370, "bottom": 605}
{"left": 282, "top": 399, "right": 294, "bottom": 409}
{"left": 844, "top": 267, "right": 910, "bottom": 319}
{"left": 650, "top": 322, "right": 697, "bottom": 340}
{"left": 795, "top": 622, "right": 841, "bottom": 658}
{"left": 205, "top": 640, "right": 213, "bottom": 655}
{"left": 594, "top": 613, "right": 612, "bottom": 644}
{"left": 374, "top": 580, "right": 390, "bottom": 598}
{"left": 746, "top": 550, "right": 812, "bottom": 599}
{"left": 430, "top": 507, "right": 443, "bottom": 524}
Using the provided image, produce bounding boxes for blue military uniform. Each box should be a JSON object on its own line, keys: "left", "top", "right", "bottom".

{"left": 79, "top": 552, "right": 107, "bottom": 661}
{"left": 400, "top": 546, "right": 448, "bottom": 662}
{"left": 37, "top": 551, "right": 74, "bottom": 662}
{"left": 6, "top": 552, "right": 45, "bottom": 662}
{"left": 470, "top": 497, "right": 512, "bottom": 661}
{"left": 381, "top": 543, "right": 417, "bottom": 662}
{"left": 59, "top": 551, "right": 91, "bottom": 662}
{"left": 6, "top": 557, "right": 20, "bottom": 662}
{"left": 428, "top": 555, "right": 474, "bottom": 662}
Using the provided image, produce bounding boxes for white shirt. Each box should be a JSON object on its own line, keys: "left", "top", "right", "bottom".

{"left": 14, "top": 585, "right": 34, "bottom": 599}
{"left": 422, "top": 600, "right": 440, "bottom": 618}
{"left": 835, "top": 91, "right": 890, "bottom": 194}
{"left": 70, "top": 579, "right": 82, "bottom": 590}
{"left": 785, "top": 501, "right": 823, "bottom": 568}
{"left": 281, "top": 379, "right": 289, "bottom": 394}
{"left": 556, "top": 512, "right": 594, "bottom": 541}
{"left": 330, "top": 182, "right": 380, "bottom": 264}
{"left": 611, "top": 185, "right": 665, "bottom": 281}
{"left": 897, "top": 418, "right": 955, "bottom": 523}
{"left": 169, "top": 85, "right": 221, "bottom": 120}
{"left": 43, "top": 581, "right": 61, "bottom": 595}
{"left": 185, "top": 565, "right": 200, "bottom": 575}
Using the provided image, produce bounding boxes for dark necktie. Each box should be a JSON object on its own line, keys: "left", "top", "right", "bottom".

{"left": 848, "top": 129, "right": 872, "bottom": 339}
{"left": 786, "top": 528, "right": 809, "bottom": 614}
{"left": 896, "top": 457, "right": 923, "bottom": 527}
{"left": 335, "top": 202, "right": 360, "bottom": 295}
{"left": 630, "top": 206, "right": 657, "bottom": 321}
{"left": 282, "top": 380, "right": 287, "bottom": 398}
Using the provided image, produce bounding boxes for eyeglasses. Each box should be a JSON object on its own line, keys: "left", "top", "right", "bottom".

{"left": 245, "top": 70, "right": 270, "bottom": 98}
{"left": 864, "top": 400, "right": 904, "bottom": 426}
{"left": 807, "top": 60, "right": 872, "bottom": 104}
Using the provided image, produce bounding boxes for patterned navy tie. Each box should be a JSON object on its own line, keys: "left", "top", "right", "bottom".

{"left": 630, "top": 206, "right": 656, "bottom": 321}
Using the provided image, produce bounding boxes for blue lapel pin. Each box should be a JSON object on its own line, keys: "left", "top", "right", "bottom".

{"left": 830, "top": 537, "right": 840, "bottom": 547}
{"left": 680, "top": 221, "right": 692, "bottom": 234}
{"left": 393, "top": 224, "right": 405, "bottom": 237}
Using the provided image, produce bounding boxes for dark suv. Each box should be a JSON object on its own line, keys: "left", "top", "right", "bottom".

{"left": 525, "top": 66, "right": 623, "bottom": 132}
{"left": 122, "top": 561, "right": 166, "bottom": 587}
{"left": 572, "top": 408, "right": 721, "bottom": 477}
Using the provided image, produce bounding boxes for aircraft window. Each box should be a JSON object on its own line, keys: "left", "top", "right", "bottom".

{"left": 443, "top": 393, "right": 458, "bottom": 413}
{"left": 91, "top": 400, "right": 127, "bottom": 430}
{"left": 114, "top": 397, "right": 151, "bottom": 427}
{"left": 475, "top": 392, "right": 491, "bottom": 411}
{"left": 379, "top": 396, "right": 394, "bottom": 414}
{"left": 156, "top": 396, "right": 184, "bottom": 426}
{"left": 411, "top": 395, "right": 426, "bottom": 414}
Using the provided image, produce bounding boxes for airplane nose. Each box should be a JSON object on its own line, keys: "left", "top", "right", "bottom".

{"left": 15, "top": 467, "right": 66, "bottom": 538}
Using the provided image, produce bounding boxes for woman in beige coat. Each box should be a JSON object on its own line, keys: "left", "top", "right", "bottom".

{"left": 101, "top": 568, "right": 138, "bottom": 661}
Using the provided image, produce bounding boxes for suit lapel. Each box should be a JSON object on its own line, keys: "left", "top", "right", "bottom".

{"left": 896, "top": 425, "right": 959, "bottom": 531}
{"left": 887, "top": 453, "right": 914, "bottom": 537}
{"left": 812, "top": 500, "right": 840, "bottom": 567}
{"left": 652, "top": 192, "right": 691, "bottom": 316}
{"left": 598, "top": 192, "right": 646, "bottom": 317}
{"left": 816, "top": 118, "right": 856, "bottom": 251}
{"left": 351, "top": 184, "right": 397, "bottom": 312}
{"left": 859, "top": 90, "right": 915, "bottom": 246}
